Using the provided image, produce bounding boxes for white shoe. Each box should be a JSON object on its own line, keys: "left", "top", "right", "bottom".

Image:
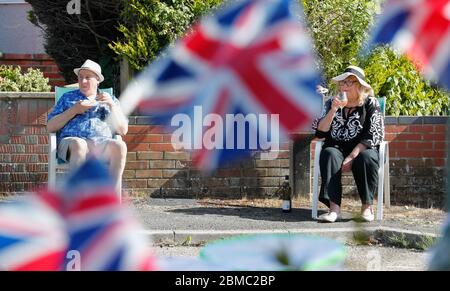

{"left": 361, "top": 208, "right": 375, "bottom": 222}
{"left": 318, "top": 211, "right": 340, "bottom": 223}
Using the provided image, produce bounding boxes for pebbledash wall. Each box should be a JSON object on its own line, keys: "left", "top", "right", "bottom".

{"left": 0, "top": 93, "right": 448, "bottom": 207}
{"left": 0, "top": 54, "right": 65, "bottom": 90}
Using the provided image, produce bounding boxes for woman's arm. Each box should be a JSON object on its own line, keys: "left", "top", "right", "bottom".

{"left": 317, "top": 105, "right": 338, "bottom": 132}
{"left": 342, "top": 98, "right": 384, "bottom": 172}
{"left": 341, "top": 143, "right": 367, "bottom": 172}
{"left": 317, "top": 96, "right": 346, "bottom": 132}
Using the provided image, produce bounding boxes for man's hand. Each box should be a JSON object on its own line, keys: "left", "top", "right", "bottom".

{"left": 341, "top": 156, "right": 354, "bottom": 172}
{"left": 73, "top": 100, "right": 95, "bottom": 114}
{"left": 96, "top": 92, "right": 115, "bottom": 107}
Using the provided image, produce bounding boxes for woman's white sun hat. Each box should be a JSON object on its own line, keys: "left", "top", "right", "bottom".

{"left": 74, "top": 59, "right": 104, "bottom": 83}
{"left": 332, "top": 65, "right": 372, "bottom": 90}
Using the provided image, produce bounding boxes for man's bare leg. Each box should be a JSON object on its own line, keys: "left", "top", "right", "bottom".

{"left": 68, "top": 138, "right": 89, "bottom": 169}
{"left": 105, "top": 139, "right": 127, "bottom": 196}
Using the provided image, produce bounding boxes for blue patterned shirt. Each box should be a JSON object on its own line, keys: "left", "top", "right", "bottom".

{"left": 47, "top": 89, "right": 122, "bottom": 145}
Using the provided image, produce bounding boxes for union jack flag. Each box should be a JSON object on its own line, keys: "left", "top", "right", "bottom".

{"left": 62, "top": 158, "right": 155, "bottom": 271}
{"left": 366, "top": 0, "right": 450, "bottom": 89}
{"left": 0, "top": 192, "right": 67, "bottom": 271}
{"left": 119, "top": 0, "right": 323, "bottom": 170}
{"left": 0, "top": 158, "right": 155, "bottom": 271}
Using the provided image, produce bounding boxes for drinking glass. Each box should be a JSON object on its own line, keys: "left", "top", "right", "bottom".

{"left": 338, "top": 92, "right": 347, "bottom": 109}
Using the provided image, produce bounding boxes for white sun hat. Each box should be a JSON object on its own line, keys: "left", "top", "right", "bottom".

{"left": 73, "top": 59, "right": 104, "bottom": 83}
{"left": 332, "top": 65, "right": 372, "bottom": 89}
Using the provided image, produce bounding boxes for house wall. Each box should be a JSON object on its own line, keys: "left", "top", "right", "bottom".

{"left": 0, "top": 1, "right": 45, "bottom": 54}
{"left": 0, "top": 2, "right": 66, "bottom": 89}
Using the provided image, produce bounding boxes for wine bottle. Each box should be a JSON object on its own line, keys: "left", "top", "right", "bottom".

{"left": 281, "top": 175, "right": 291, "bottom": 213}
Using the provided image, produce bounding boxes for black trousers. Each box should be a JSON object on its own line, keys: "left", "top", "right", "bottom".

{"left": 319, "top": 146, "right": 379, "bottom": 207}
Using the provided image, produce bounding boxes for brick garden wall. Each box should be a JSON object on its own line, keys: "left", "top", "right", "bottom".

{"left": 0, "top": 93, "right": 53, "bottom": 193}
{"left": 0, "top": 93, "right": 448, "bottom": 207}
{"left": 0, "top": 53, "right": 65, "bottom": 90}
{"left": 384, "top": 117, "right": 447, "bottom": 207}
{"left": 123, "top": 120, "right": 291, "bottom": 199}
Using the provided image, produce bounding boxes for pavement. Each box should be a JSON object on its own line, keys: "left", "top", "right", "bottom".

{"left": 133, "top": 198, "right": 444, "bottom": 271}
{"left": 134, "top": 198, "right": 442, "bottom": 245}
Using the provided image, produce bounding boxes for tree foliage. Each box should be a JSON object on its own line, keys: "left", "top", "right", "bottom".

{"left": 110, "top": 0, "right": 222, "bottom": 71}
{"left": 302, "top": 0, "right": 448, "bottom": 115}
{"left": 361, "top": 46, "right": 449, "bottom": 116}
{"left": 26, "top": 0, "right": 124, "bottom": 89}
{"left": 302, "top": 0, "right": 378, "bottom": 85}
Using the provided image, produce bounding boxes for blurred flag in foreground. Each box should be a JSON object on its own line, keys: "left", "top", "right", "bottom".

{"left": 0, "top": 192, "right": 66, "bottom": 271}
{"left": 366, "top": 0, "right": 450, "bottom": 89}
{"left": 62, "top": 158, "right": 155, "bottom": 271}
{"left": 0, "top": 158, "right": 155, "bottom": 271}
{"left": 429, "top": 216, "right": 450, "bottom": 270}
{"left": 118, "top": 0, "right": 323, "bottom": 170}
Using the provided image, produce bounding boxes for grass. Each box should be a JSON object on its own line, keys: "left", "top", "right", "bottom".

{"left": 380, "top": 232, "right": 439, "bottom": 251}
{"left": 349, "top": 227, "right": 440, "bottom": 251}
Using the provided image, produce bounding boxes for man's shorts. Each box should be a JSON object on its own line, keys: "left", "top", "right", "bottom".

{"left": 58, "top": 137, "right": 112, "bottom": 162}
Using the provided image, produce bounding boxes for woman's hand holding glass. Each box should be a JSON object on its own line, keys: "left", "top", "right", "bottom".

{"left": 331, "top": 93, "right": 348, "bottom": 112}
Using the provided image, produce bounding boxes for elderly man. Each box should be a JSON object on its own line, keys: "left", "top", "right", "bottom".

{"left": 47, "top": 59, "right": 128, "bottom": 193}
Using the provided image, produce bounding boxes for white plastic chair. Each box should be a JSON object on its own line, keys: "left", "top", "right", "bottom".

{"left": 311, "top": 97, "right": 390, "bottom": 221}
{"left": 47, "top": 87, "right": 122, "bottom": 197}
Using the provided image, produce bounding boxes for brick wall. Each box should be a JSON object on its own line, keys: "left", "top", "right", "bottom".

{"left": 0, "top": 94, "right": 448, "bottom": 207}
{"left": 0, "top": 93, "right": 53, "bottom": 193}
{"left": 383, "top": 117, "right": 447, "bottom": 207}
{"left": 0, "top": 53, "right": 65, "bottom": 89}
{"left": 122, "top": 119, "right": 291, "bottom": 198}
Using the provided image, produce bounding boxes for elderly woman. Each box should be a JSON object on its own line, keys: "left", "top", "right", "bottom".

{"left": 312, "top": 66, "right": 384, "bottom": 222}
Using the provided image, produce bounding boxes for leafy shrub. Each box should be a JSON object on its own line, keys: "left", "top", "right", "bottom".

{"left": 302, "top": 0, "right": 448, "bottom": 115}
{"left": 110, "top": 0, "right": 222, "bottom": 71}
{"left": 0, "top": 65, "right": 51, "bottom": 92}
{"left": 360, "top": 46, "right": 449, "bottom": 116}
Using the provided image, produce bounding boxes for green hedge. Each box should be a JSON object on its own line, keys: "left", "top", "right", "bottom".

{"left": 361, "top": 46, "right": 449, "bottom": 116}
{"left": 302, "top": 0, "right": 378, "bottom": 83}
{"left": 302, "top": 0, "right": 448, "bottom": 116}
{"left": 0, "top": 65, "right": 50, "bottom": 92}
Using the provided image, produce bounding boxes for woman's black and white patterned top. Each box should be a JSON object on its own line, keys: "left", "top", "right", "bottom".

{"left": 312, "top": 97, "right": 385, "bottom": 155}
